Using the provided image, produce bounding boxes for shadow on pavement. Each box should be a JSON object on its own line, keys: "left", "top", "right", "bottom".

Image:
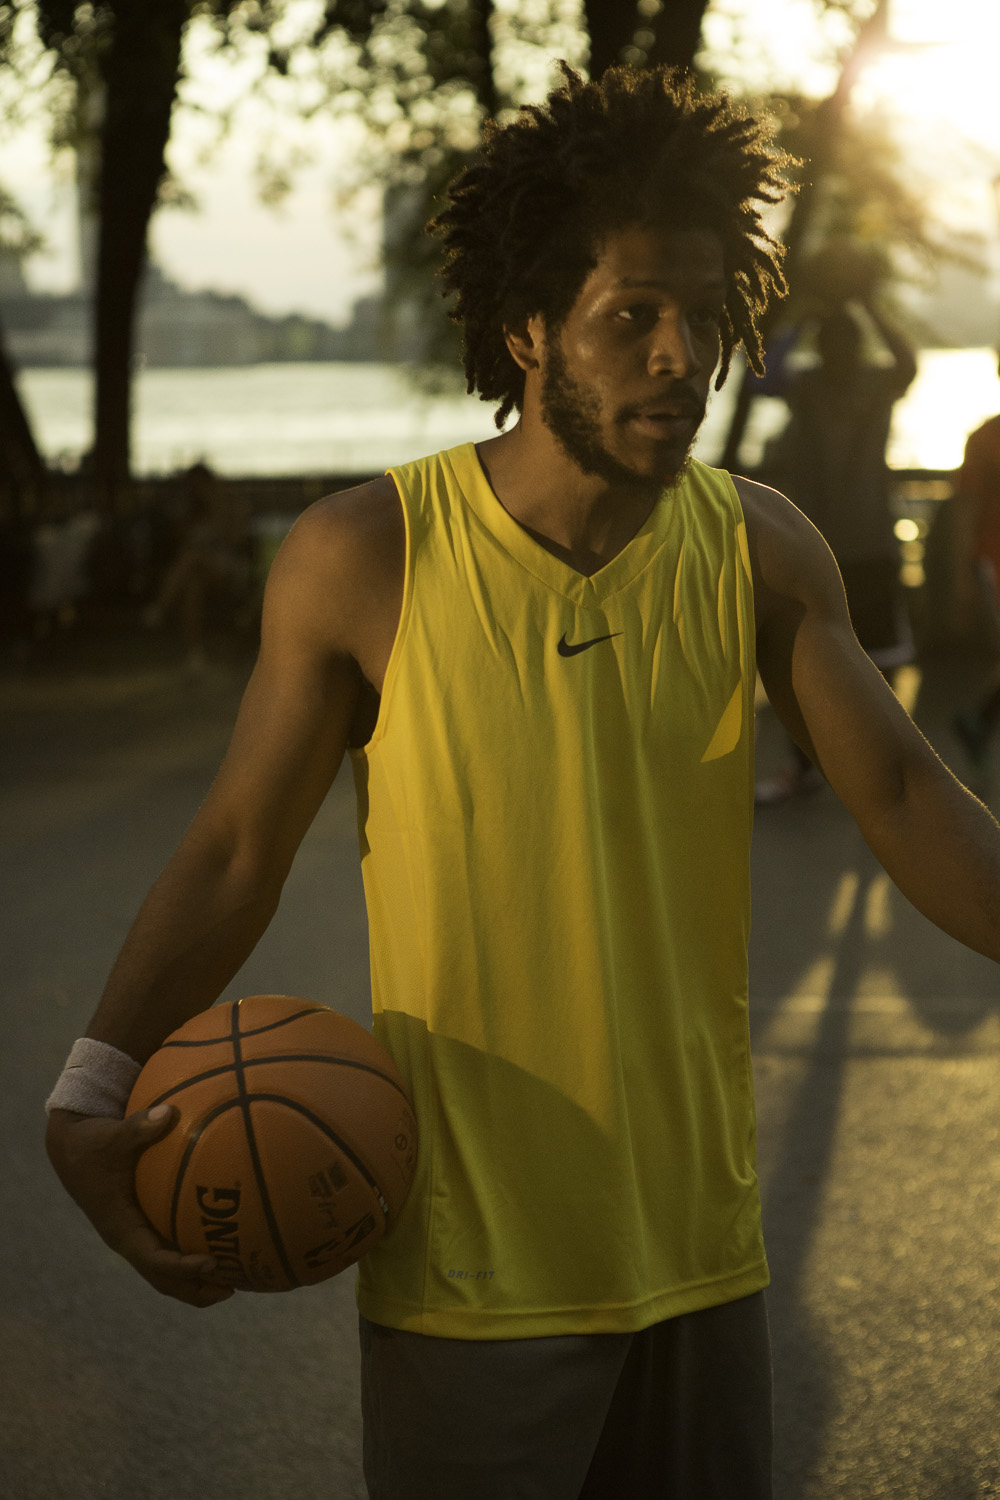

{"left": 749, "top": 654, "right": 1000, "bottom": 1499}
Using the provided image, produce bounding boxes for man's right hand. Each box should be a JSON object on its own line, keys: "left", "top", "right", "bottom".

{"left": 46, "top": 1105, "right": 235, "bottom": 1308}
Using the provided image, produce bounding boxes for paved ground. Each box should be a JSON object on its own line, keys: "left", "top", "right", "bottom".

{"left": 2, "top": 628, "right": 998, "bottom": 1499}
{"left": 750, "top": 660, "right": 1000, "bottom": 1500}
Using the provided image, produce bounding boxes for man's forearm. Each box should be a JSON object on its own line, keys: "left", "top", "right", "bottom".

{"left": 864, "top": 754, "right": 1000, "bottom": 964}
{"left": 87, "top": 831, "right": 285, "bottom": 1064}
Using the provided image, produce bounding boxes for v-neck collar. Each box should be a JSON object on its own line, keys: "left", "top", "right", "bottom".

{"left": 443, "top": 442, "right": 681, "bottom": 608}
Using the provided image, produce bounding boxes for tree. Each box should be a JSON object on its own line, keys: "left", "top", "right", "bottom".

{"left": 0, "top": 189, "right": 47, "bottom": 515}
{"left": 718, "top": 0, "right": 895, "bottom": 468}
{"left": 34, "top": 1, "right": 190, "bottom": 506}
{"left": 584, "top": 0, "right": 711, "bottom": 79}
{"left": 7, "top": 1, "right": 375, "bottom": 505}
{"left": 1, "top": 0, "right": 713, "bottom": 502}
{"left": 0, "top": 5, "right": 50, "bottom": 516}
{"left": 354, "top": 0, "right": 713, "bottom": 374}
{"left": 27, "top": 2, "right": 329, "bottom": 504}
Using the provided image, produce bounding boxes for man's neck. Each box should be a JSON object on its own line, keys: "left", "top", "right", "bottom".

{"left": 475, "top": 424, "right": 665, "bottom": 578}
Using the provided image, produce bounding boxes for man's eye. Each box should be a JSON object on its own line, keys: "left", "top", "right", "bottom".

{"left": 618, "top": 305, "right": 656, "bottom": 324}
{"left": 690, "top": 306, "right": 724, "bottom": 328}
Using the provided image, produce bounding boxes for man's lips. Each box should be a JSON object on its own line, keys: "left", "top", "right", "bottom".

{"left": 627, "top": 408, "right": 703, "bottom": 438}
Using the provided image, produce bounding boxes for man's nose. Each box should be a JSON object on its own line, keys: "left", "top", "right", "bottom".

{"left": 648, "top": 315, "right": 700, "bottom": 379}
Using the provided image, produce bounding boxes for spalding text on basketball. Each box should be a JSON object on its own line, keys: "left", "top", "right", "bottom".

{"left": 196, "top": 1184, "right": 247, "bottom": 1282}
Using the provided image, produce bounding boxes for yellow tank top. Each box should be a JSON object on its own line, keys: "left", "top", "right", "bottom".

{"left": 351, "top": 441, "right": 767, "bottom": 1338}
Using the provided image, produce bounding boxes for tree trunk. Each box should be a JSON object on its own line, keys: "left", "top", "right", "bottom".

{"left": 91, "top": 0, "right": 186, "bottom": 508}
{"left": 643, "top": 0, "right": 711, "bottom": 74}
{"left": 583, "top": 0, "right": 710, "bottom": 82}
{"left": 465, "top": 0, "right": 498, "bottom": 119}
{"left": 719, "top": 0, "right": 891, "bottom": 471}
{"left": 583, "top": 0, "right": 638, "bottom": 79}
{"left": 0, "top": 311, "right": 46, "bottom": 515}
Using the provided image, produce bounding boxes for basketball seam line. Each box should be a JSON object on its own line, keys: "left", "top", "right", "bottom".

{"left": 167, "top": 1093, "right": 388, "bottom": 1279}
{"left": 253, "top": 1093, "right": 388, "bottom": 1209}
{"left": 160, "top": 1006, "right": 321, "bottom": 1045}
{"left": 168, "top": 1094, "right": 388, "bottom": 1208}
{"left": 142, "top": 1054, "right": 409, "bottom": 1111}
{"left": 169, "top": 1096, "right": 246, "bottom": 1249}
{"left": 233, "top": 1001, "right": 300, "bottom": 1289}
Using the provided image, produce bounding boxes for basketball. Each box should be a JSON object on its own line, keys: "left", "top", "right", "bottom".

{"left": 125, "top": 995, "right": 418, "bottom": 1293}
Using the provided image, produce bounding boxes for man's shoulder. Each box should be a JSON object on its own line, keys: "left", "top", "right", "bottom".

{"left": 293, "top": 441, "right": 469, "bottom": 553}
{"left": 258, "top": 475, "right": 406, "bottom": 677}
{"left": 265, "top": 476, "right": 404, "bottom": 625}
{"left": 278, "top": 475, "right": 403, "bottom": 581}
{"left": 727, "top": 471, "right": 839, "bottom": 619}
{"left": 298, "top": 474, "right": 402, "bottom": 543}
{"left": 728, "top": 472, "right": 795, "bottom": 535}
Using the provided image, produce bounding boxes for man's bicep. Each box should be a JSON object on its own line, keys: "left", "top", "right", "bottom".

{"left": 211, "top": 653, "right": 358, "bottom": 867}
{"left": 755, "top": 517, "right": 928, "bottom": 817}
{"left": 753, "top": 544, "right": 848, "bottom": 769}
{"left": 746, "top": 479, "right": 843, "bottom": 762}
{"left": 194, "top": 510, "right": 363, "bottom": 876}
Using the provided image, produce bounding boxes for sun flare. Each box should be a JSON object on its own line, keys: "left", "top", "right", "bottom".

{"left": 859, "top": 0, "right": 1000, "bottom": 151}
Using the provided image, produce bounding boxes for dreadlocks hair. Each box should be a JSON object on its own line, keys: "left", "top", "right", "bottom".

{"left": 429, "top": 63, "right": 795, "bottom": 429}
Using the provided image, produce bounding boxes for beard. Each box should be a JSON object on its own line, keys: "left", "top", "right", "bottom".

{"left": 540, "top": 338, "right": 703, "bottom": 492}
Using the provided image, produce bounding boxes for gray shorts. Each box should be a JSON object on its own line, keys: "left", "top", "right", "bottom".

{"left": 359, "top": 1291, "right": 773, "bottom": 1499}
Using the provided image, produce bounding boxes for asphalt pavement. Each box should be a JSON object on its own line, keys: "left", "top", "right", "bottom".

{"left": 2, "top": 626, "right": 998, "bottom": 1500}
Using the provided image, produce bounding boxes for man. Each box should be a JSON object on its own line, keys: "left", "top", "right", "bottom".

{"left": 45, "top": 65, "right": 1000, "bottom": 1500}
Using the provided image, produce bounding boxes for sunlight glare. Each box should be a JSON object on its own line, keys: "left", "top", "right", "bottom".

{"left": 864, "top": 872, "right": 894, "bottom": 938}
{"left": 860, "top": 0, "right": 1000, "bottom": 150}
{"left": 827, "top": 871, "right": 860, "bottom": 938}
{"left": 889, "top": 0, "right": 993, "bottom": 46}
{"left": 888, "top": 350, "right": 1000, "bottom": 470}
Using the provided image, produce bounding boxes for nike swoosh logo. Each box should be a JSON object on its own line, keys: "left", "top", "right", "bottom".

{"left": 557, "top": 631, "right": 623, "bottom": 657}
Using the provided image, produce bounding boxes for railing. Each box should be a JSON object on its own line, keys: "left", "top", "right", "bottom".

{"left": 11, "top": 466, "right": 973, "bottom": 657}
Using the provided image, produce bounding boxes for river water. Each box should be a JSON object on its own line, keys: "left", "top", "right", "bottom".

{"left": 16, "top": 348, "right": 1000, "bottom": 478}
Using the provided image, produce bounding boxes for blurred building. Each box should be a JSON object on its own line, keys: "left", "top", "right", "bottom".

{"left": 0, "top": 251, "right": 388, "bottom": 367}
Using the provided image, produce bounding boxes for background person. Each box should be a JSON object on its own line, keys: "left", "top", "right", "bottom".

{"left": 754, "top": 294, "right": 917, "bottom": 801}
{"left": 142, "top": 461, "right": 253, "bottom": 671}
{"left": 26, "top": 503, "right": 101, "bottom": 641}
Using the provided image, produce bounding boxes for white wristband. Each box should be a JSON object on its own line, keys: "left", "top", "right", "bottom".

{"left": 45, "top": 1037, "right": 143, "bottom": 1119}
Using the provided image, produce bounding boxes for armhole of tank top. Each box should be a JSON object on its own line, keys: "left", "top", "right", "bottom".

{"left": 719, "top": 468, "right": 757, "bottom": 672}
{"left": 352, "top": 468, "right": 415, "bottom": 757}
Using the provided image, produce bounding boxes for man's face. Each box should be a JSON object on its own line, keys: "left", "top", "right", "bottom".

{"left": 537, "top": 224, "right": 725, "bottom": 489}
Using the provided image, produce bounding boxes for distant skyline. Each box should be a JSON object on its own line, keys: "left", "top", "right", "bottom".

{"left": 2, "top": 0, "right": 999, "bottom": 325}
{"left": 0, "top": 106, "right": 384, "bottom": 325}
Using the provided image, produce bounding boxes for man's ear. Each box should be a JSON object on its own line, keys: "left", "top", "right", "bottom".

{"left": 504, "top": 314, "right": 546, "bottom": 374}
